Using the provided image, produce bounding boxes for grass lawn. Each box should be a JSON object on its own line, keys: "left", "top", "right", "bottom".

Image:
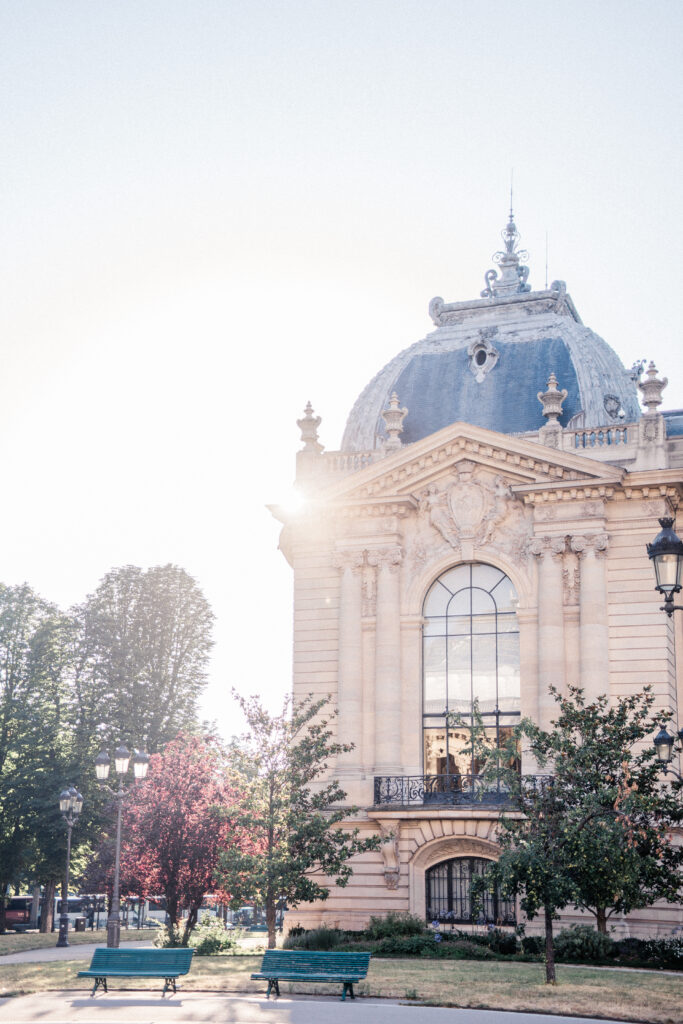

{"left": 0, "top": 953, "right": 681, "bottom": 1022}
{"left": 0, "top": 928, "right": 158, "bottom": 955}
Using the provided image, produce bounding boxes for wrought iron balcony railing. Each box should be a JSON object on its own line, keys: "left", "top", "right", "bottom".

{"left": 373, "top": 773, "right": 522, "bottom": 808}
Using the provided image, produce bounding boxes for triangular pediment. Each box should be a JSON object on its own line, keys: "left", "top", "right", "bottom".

{"left": 313, "top": 421, "right": 623, "bottom": 506}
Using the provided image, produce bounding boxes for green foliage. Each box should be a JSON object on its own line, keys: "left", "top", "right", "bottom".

{"left": 217, "top": 692, "right": 381, "bottom": 949}
{"left": 553, "top": 925, "right": 616, "bottom": 962}
{"left": 472, "top": 686, "right": 683, "bottom": 983}
{"left": 72, "top": 564, "right": 214, "bottom": 754}
{"left": 366, "top": 912, "right": 426, "bottom": 939}
{"left": 283, "top": 926, "right": 345, "bottom": 950}
{"left": 523, "top": 687, "right": 683, "bottom": 933}
{"left": 153, "top": 924, "right": 184, "bottom": 947}
{"left": 191, "top": 916, "right": 238, "bottom": 955}
{"left": 485, "top": 928, "right": 518, "bottom": 954}
{"left": 521, "top": 935, "right": 544, "bottom": 955}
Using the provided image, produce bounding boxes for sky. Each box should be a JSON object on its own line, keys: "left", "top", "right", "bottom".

{"left": 0, "top": 0, "right": 681, "bottom": 740}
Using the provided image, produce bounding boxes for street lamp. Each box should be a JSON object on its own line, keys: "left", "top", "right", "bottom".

{"left": 646, "top": 517, "right": 683, "bottom": 617}
{"left": 56, "top": 786, "right": 84, "bottom": 948}
{"left": 95, "top": 745, "right": 149, "bottom": 948}
{"left": 653, "top": 722, "right": 683, "bottom": 781}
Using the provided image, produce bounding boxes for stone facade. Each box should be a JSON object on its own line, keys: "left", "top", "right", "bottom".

{"left": 273, "top": 239, "right": 683, "bottom": 939}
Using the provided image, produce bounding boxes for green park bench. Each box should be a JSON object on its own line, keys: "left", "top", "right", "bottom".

{"left": 251, "top": 949, "right": 371, "bottom": 1001}
{"left": 77, "top": 947, "right": 194, "bottom": 997}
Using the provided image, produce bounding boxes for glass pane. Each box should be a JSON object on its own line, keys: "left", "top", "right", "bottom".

{"left": 472, "top": 635, "right": 496, "bottom": 711}
{"left": 490, "top": 575, "right": 519, "bottom": 613}
{"left": 447, "top": 613, "right": 471, "bottom": 636}
{"left": 446, "top": 588, "right": 470, "bottom": 617}
{"left": 423, "top": 726, "right": 450, "bottom": 775}
{"left": 424, "top": 581, "right": 451, "bottom": 617}
{"left": 471, "top": 564, "right": 504, "bottom": 592}
{"left": 437, "top": 565, "right": 470, "bottom": 595}
{"left": 497, "top": 725, "right": 521, "bottom": 772}
{"left": 471, "top": 588, "right": 495, "bottom": 617}
{"left": 423, "top": 616, "right": 448, "bottom": 637}
{"left": 447, "top": 635, "right": 471, "bottom": 711}
{"left": 424, "top": 637, "right": 447, "bottom": 714}
{"left": 496, "top": 612, "right": 519, "bottom": 633}
{"left": 447, "top": 726, "right": 473, "bottom": 776}
{"left": 497, "top": 633, "right": 520, "bottom": 711}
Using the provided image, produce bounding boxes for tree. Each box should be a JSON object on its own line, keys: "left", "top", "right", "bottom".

{"left": 474, "top": 687, "right": 683, "bottom": 984}
{"left": 73, "top": 565, "right": 214, "bottom": 753}
{"left": 119, "top": 734, "right": 237, "bottom": 945}
{"left": 0, "top": 586, "right": 76, "bottom": 932}
{"left": 524, "top": 687, "right": 683, "bottom": 934}
{"left": 217, "top": 692, "right": 381, "bottom": 949}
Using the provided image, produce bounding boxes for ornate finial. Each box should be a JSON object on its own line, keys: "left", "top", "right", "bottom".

{"left": 638, "top": 362, "right": 668, "bottom": 414}
{"left": 297, "top": 401, "right": 323, "bottom": 454}
{"left": 481, "top": 209, "right": 531, "bottom": 298}
{"left": 381, "top": 392, "right": 408, "bottom": 451}
{"left": 537, "top": 372, "right": 568, "bottom": 423}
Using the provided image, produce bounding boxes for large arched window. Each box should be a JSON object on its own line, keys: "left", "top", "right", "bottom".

{"left": 426, "top": 857, "right": 515, "bottom": 925}
{"left": 423, "top": 563, "right": 520, "bottom": 779}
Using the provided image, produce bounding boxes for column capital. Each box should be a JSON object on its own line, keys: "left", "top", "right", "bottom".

{"left": 367, "top": 546, "right": 403, "bottom": 571}
{"left": 332, "top": 549, "right": 365, "bottom": 573}
{"left": 530, "top": 535, "right": 566, "bottom": 559}
{"left": 570, "top": 532, "right": 609, "bottom": 558}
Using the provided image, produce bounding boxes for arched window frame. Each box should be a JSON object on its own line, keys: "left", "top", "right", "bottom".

{"left": 426, "top": 856, "right": 515, "bottom": 926}
{"left": 422, "top": 563, "right": 520, "bottom": 781}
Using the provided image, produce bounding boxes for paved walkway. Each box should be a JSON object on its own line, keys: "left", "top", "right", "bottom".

{"left": 0, "top": 992, "right": 639, "bottom": 1024}
{"left": 1, "top": 940, "right": 152, "bottom": 964}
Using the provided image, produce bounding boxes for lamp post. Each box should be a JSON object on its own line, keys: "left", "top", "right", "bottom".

{"left": 95, "top": 744, "right": 149, "bottom": 948}
{"left": 653, "top": 723, "right": 683, "bottom": 781}
{"left": 646, "top": 517, "right": 683, "bottom": 616}
{"left": 56, "top": 786, "right": 83, "bottom": 948}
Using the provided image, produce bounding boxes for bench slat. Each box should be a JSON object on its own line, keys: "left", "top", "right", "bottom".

{"left": 252, "top": 949, "right": 371, "bottom": 1002}
{"left": 77, "top": 947, "right": 195, "bottom": 997}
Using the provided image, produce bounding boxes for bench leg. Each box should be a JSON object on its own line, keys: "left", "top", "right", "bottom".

{"left": 91, "top": 977, "right": 107, "bottom": 997}
{"left": 266, "top": 979, "right": 280, "bottom": 999}
{"left": 341, "top": 982, "right": 355, "bottom": 1001}
{"left": 162, "top": 977, "right": 177, "bottom": 998}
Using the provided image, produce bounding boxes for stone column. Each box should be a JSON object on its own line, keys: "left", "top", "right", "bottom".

{"left": 332, "top": 550, "right": 364, "bottom": 771}
{"left": 572, "top": 533, "right": 610, "bottom": 704}
{"left": 530, "top": 536, "right": 566, "bottom": 730}
{"left": 368, "top": 547, "right": 403, "bottom": 774}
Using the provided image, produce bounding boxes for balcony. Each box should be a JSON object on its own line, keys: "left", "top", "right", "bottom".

{"left": 373, "top": 773, "right": 521, "bottom": 809}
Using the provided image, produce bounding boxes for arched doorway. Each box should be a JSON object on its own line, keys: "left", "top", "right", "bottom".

{"left": 426, "top": 856, "right": 515, "bottom": 925}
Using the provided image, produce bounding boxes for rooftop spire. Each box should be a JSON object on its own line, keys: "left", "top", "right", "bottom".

{"left": 481, "top": 207, "right": 531, "bottom": 299}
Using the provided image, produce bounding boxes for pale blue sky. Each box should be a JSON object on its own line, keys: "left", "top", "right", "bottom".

{"left": 0, "top": 1, "right": 681, "bottom": 736}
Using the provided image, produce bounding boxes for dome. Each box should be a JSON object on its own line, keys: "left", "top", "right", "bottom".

{"left": 341, "top": 216, "right": 641, "bottom": 452}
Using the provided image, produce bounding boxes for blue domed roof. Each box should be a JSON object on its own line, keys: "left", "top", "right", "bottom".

{"left": 342, "top": 221, "right": 640, "bottom": 452}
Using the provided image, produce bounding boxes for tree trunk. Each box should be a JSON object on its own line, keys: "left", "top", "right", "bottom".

{"left": 39, "top": 880, "right": 56, "bottom": 933}
{"left": 544, "top": 906, "right": 556, "bottom": 985}
{"left": 266, "top": 896, "right": 277, "bottom": 949}
{"left": 167, "top": 894, "right": 179, "bottom": 944}
{"left": 0, "top": 897, "right": 6, "bottom": 934}
{"left": 29, "top": 885, "right": 41, "bottom": 928}
{"left": 182, "top": 904, "right": 199, "bottom": 947}
{"left": 596, "top": 907, "right": 607, "bottom": 934}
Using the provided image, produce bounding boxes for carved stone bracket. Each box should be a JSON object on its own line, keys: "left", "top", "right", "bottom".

{"left": 378, "top": 821, "right": 400, "bottom": 890}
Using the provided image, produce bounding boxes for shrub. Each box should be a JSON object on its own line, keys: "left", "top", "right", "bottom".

{"left": 641, "top": 936, "right": 683, "bottom": 968}
{"left": 192, "top": 916, "right": 238, "bottom": 956}
{"left": 366, "top": 912, "right": 427, "bottom": 940}
{"left": 486, "top": 928, "right": 518, "bottom": 954}
{"left": 283, "top": 926, "right": 344, "bottom": 950}
{"left": 521, "top": 935, "right": 544, "bottom": 955}
{"left": 154, "top": 925, "right": 184, "bottom": 948}
{"left": 554, "top": 925, "right": 616, "bottom": 963}
{"left": 614, "top": 936, "right": 648, "bottom": 961}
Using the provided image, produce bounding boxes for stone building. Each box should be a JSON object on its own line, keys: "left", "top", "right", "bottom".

{"left": 272, "top": 214, "right": 683, "bottom": 936}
